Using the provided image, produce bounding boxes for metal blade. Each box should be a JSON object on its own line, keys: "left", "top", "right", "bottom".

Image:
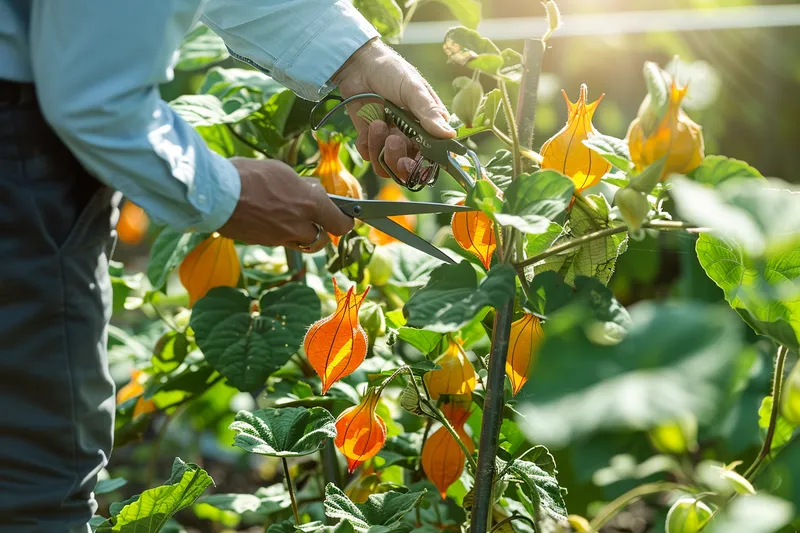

{"left": 352, "top": 198, "right": 474, "bottom": 218}
{"left": 367, "top": 217, "right": 455, "bottom": 264}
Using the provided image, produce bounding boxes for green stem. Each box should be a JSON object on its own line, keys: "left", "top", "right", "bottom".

{"left": 513, "top": 220, "right": 706, "bottom": 271}
{"left": 401, "top": 0, "right": 424, "bottom": 34}
{"left": 283, "top": 457, "right": 301, "bottom": 525}
{"left": 498, "top": 80, "right": 521, "bottom": 181}
{"left": 744, "top": 345, "right": 788, "bottom": 479}
{"left": 588, "top": 482, "right": 688, "bottom": 532}
{"left": 514, "top": 39, "right": 545, "bottom": 169}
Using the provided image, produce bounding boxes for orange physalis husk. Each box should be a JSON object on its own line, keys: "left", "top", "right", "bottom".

{"left": 422, "top": 402, "right": 474, "bottom": 498}
{"left": 313, "top": 133, "right": 363, "bottom": 246}
{"left": 116, "top": 200, "right": 149, "bottom": 245}
{"left": 506, "top": 314, "right": 545, "bottom": 395}
{"left": 424, "top": 338, "right": 477, "bottom": 400}
{"left": 451, "top": 198, "right": 496, "bottom": 269}
{"left": 540, "top": 84, "right": 611, "bottom": 192}
{"left": 116, "top": 370, "right": 157, "bottom": 418}
{"left": 304, "top": 278, "right": 370, "bottom": 394}
{"left": 179, "top": 232, "right": 241, "bottom": 307}
{"left": 368, "top": 181, "right": 417, "bottom": 246}
{"left": 335, "top": 388, "right": 387, "bottom": 473}
{"left": 627, "top": 81, "right": 704, "bottom": 180}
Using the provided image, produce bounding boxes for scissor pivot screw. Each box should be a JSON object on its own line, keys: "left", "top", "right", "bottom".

{"left": 352, "top": 205, "right": 363, "bottom": 216}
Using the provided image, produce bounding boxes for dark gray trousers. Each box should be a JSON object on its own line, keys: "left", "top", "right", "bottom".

{"left": 0, "top": 85, "right": 118, "bottom": 532}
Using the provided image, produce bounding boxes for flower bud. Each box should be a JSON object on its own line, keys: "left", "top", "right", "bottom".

{"left": 627, "top": 81, "right": 704, "bottom": 179}
{"left": 614, "top": 187, "right": 650, "bottom": 231}
{"left": 506, "top": 314, "right": 544, "bottom": 395}
{"left": 335, "top": 388, "right": 387, "bottom": 473}
{"left": 424, "top": 338, "right": 477, "bottom": 400}
{"left": 781, "top": 360, "right": 800, "bottom": 426}
{"left": 179, "top": 233, "right": 241, "bottom": 307}
{"left": 304, "top": 278, "right": 370, "bottom": 394}
{"left": 665, "top": 497, "right": 714, "bottom": 533}
{"left": 451, "top": 77, "right": 484, "bottom": 128}
{"left": 540, "top": 84, "right": 611, "bottom": 192}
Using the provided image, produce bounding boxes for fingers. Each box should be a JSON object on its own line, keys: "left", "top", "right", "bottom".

{"left": 401, "top": 78, "right": 456, "bottom": 139}
{"left": 291, "top": 223, "right": 330, "bottom": 254}
{"left": 368, "top": 120, "right": 390, "bottom": 177}
{"left": 308, "top": 186, "right": 355, "bottom": 237}
{"left": 384, "top": 134, "right": 411, "bottom": 182}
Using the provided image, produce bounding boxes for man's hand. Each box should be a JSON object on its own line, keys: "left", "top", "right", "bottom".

{"left": 332, "top": 39, "right": 456, "bottom": 183}
{"left": 218, "top": 158, "right": 354, "bottom": 251}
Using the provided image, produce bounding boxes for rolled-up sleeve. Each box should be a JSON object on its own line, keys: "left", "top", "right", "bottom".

{"left": 201, "top": 0, "right": 380, "bottom": 102}
{"left": 28, "top": 1, "right": 241, "bottom": 233}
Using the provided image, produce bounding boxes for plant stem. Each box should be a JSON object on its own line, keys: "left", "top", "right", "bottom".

{"left": 744, "top": 345, "right": 788, "bottom": 479}
{"left": 470, "top": 297, "right": 515, "bottom": 533}
{"left": 513, "top": 220, "right": 706, "bottom": 271}
{"left": 498, "top": 80, "right": 521, "bottom": 181}
{"left": 515, "top": 39, "right": 545, "bottom": 169}
{"left": 588, "top": 481, "right": 687, "bottom": 532}
{"left": 283, "top": 457, "right": 301, "bottom": 525}
{"left": 401, "top": 0, "right": 424, "bottom": 34}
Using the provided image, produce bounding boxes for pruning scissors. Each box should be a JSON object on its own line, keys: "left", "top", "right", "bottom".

{"left": 311, "top": 93, "right": 481, "bottom": 193}
{"left": 328, "top": 193, "right": 473, "bottom": 264}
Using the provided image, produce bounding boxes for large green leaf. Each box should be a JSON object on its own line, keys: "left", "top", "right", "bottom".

{"left": 688, "top": 155, "right": 763, "bottom": 187}
{"left": 515, "top": 301, "right": 744, "bottom": 448}
{"left": 190, "top": 285, "right": 320, "bottom": 391}
{"left": 229, "top": 407, "right": 336, "bottom": 457}
{"left": 404, "top": 263, "right": 516, "bottom": 332}
{"left": 96, "top": 458, "right": 213, "bottom": 532}
{"left": 695, "top": 233, "right": 800, "bottom": 351}
{"left": 324, "top": 484, "right": 425, "bottom": 533}
{"left": 525, "top": 222, "right": 564, "bottom": 258}
{"left": 175, "top": 23, "right": 229, "bottom": 71}
{"left": 495, "top": 170, "right": 574, "bottom": 234}
{"left": 671, "top": 175, "right": 800, "bottom": 257}
{"left": 443, "top": 27, "right": 504, "bottom": 76}
{"left": 353, "top": 0, "right": 403, "bottom": 42}
{"left": 484, "top": 149, "right": 513, "bottom": 192}
{"left": 193, "top": 494, "right": 261, "bottom": 528}
{"left": 198, "top": 67, "right": 284, "bottom": 100}
{"left": 146, "top": 229, "right": 209, "bottom": 291}
{"left": 499, "top": 447, "right": 568, "bottom": 527}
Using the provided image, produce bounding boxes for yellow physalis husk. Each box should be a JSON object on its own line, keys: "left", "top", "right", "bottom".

{"left": 368, "top": 181, "right": 417, "bottom": 246}
{"left": 179, "top": 233, "right": 241, "bottom": 307}
{"left": 116, "top": 370, "right": 157, "bottom": 418}
{"left": 313, "top": 133, "right": 363, "bottom": 245}
{"left": 540, "top": 84, "right": 611, "bottom": 192}
{"left": 334, "top": 388, "right": 387, "bottom": 473}
{"left": 506, "top": 313, "right": 544, "bottom": 395}
{"left": 424, "top": 338, "right": 477, "bottom": 400}
{"left": 627, "top": 81, "right": 705, "bottom": 179}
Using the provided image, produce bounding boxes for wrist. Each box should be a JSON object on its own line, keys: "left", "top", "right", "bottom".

{"left": 331, "top": 37, "right": 385, "bottom": 86}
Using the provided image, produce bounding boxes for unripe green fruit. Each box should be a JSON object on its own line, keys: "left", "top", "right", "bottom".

{"left": 666, "top": 497, "right": 714, "bottom": 533}
{"left": 614, "top": 187, "right": 650, "bottom": 231}
{"left": 781, "top": 360, "right": 800, "bottom": 426}
{"left": 367, "top": 245, "right": 393, "bottom": 287}
{"left": 359, "top": 300, "right": 386, "bottom": 340}
{"left": 648, "top": 414, "right": 698, "bottom": 455}
{"left": 452, "top": 77, "right": 484, "bottom": 128}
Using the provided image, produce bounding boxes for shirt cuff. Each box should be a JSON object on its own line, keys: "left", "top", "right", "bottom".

{"left": 271, "top": 1, "right": 379, "bottom": 101}
{"left": 188, "top": 153, "right": 241, "bottom": 233}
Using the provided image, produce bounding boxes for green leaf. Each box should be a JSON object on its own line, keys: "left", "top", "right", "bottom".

{"left": 582, "top": 135, "right": 633, "bottom": 173}
{"left": 467, "top": 179, "right": 503, "bottom": 217}
{"left": 704, "top": 494, "right": 794, "bottom": 533}
{"left": 688, "top": 155, "right": 763, "bottom": 187}
{"left": 353, "top": 0, "right": 403, "bottom": 42}
{"left": 95, "top": 477, "right": 128, "bottom": 496}
{"left": 193, "top": 494, "right": 261, "bottom": 527}
{"left": 524, "top": 271, "right": 573, "bottom": 316}
{"left": 198, "top": 67, "right": 284, "bottom": 100}
{"left": 671, "top": 175, "right": 800, "bottom": 257}
{"left": 146, "top": 229, "right": 209, "bottom": 291}
{"left": 190, "top": 285, "right": 320, "bottom": 391}
{"left": 426, "top": 0, "right": 481, "bottom": 28}
{"left": 443, "top": 27, "right": 503, "bottom": 76}
{"left": 229, "top": 407, "right": 336, "bottom": 457}
{"left": 98, "top": 458, "right": 213, "bottom": 532}
{"left": 399, "top": 379, "right": 438, "bottom": 419}
{"left": 404, "top": 263, "right": 516, "bottom": 333}
{"left": 175, "top": 23, "right": 229, "bottom": 71}
{"left": 695, "top": 233, "right": 800, "bottom": 351}
{"left": 758, "top": 396, "right": 796, "bottom": 452}
{"left": 501, "top": 170, "right": 574, "bottom": 227}
{"left": 500, "top": 448, "right": 568, "bottom": 526}
{"left": 572, "top": 276, "right": 632, "bottom": 344}
{"left": 515, "top": 301, "right": 744, "bottom": 448}
{"left": 485, "top": 150, "right": 513, "bottom": 192}
{"left": 324, "top": 484, "right": 425, "bottom": 533}
{"left": 525, "top": 222, "right": 564, "bottom": 257}
{"left": 152, "top": 331, "right": 188, "bottom": 374}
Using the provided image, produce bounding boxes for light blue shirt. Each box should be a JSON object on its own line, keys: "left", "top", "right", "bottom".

{"left": 0, "top": 0, "right": 378, "bottom": 233}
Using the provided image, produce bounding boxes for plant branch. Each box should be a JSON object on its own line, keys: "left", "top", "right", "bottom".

{"left": 283, "top": 457, "right": 301, "bottom": 525}
{"left": 588, "top": 482, "right": 688, "bottom": 532}
{"left": 498, "top": 80, "right": 521, "bottom": 181}
{"left": 513, "top": 220, "right": 707, "bottom": 271}
{"left": 744, "top": 345, "right": 789, "bottom": 479}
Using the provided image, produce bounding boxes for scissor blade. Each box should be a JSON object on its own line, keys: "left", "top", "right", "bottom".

{"left": 367, "top": 217, "right": 455, "bottom": 264}
{"left": 354, "top": 199, "right": 474, "bottom": 219}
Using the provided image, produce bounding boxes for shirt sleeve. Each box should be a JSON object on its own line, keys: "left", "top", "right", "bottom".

{"left": 201, "top": 0, "right": 380, "bottom": 102}
{"left": 28, "top": 1, "right": 241, "bottom": 234}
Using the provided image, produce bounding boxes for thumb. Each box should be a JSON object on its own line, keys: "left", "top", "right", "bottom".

{"left": 400, "top": 78, "right": 457, "bottom": 139}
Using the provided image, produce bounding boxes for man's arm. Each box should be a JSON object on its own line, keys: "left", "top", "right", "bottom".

{"left": 28, "top": 1, "right": 240, "bottom": 233}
